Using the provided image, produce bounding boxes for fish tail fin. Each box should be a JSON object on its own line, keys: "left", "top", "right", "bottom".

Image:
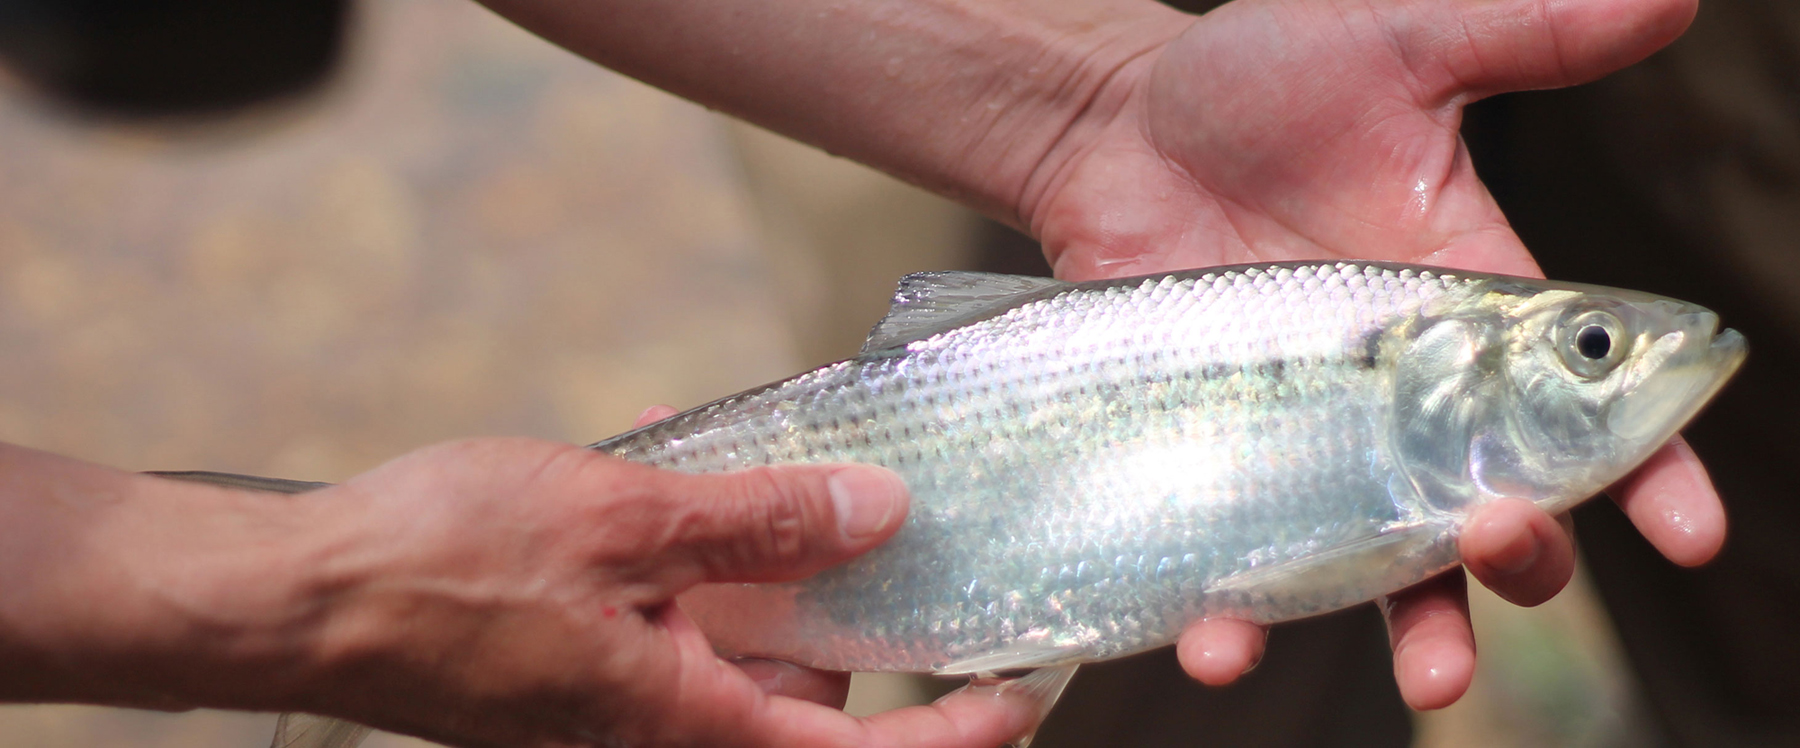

{"left": 146, "top": 470, "right": 332, "bottom": 494}
{"left": 940, "top": 663, "right": 1080, "bottom": 748}
{"left": 271, "top": 713, "right": 373, "bottom": 748}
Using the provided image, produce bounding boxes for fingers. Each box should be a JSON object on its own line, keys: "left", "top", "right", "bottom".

{"left": 641, "top": 464, "right": 910, "bottom": 588}
{"left": 1175, "top": 618, "right": 1267, "bottom": 686}
{"left": 1606, "top": 436, "right": 1727, "bottom": 567}
{"left": 1400, "top": 0, "right": 1697, "bottom": 103}
{"left": 635, "top": 405, "right": 680, "bottom": 428}
{"left": 661, "top": 600, "right": 1025, "bottom": 748}
{"left": 1380, "top": 571, "right": 1475, "bottom": 711}
{"left": 733, "top": 658, "right": 851, "bottom": 708}
{"left": 749, "top": 683, "right": 1036, "bottom": 748}
{"left": 1459, "top": 498, "right": 1575, "bottom": 607}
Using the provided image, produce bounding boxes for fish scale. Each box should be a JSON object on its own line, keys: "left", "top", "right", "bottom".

{"left": 598, "top": 262, "right": 1476, "bottom": 672}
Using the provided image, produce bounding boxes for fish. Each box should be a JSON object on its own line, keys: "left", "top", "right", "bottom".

{"left": 158, "top": 261, "right": 1744, "bottom": 748}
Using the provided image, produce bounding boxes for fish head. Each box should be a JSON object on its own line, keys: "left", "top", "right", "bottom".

{"left": 1393, "top": 280, "right": 1746, "bottom": 516}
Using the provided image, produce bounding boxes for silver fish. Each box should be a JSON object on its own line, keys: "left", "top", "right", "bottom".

{"left": 625, "top": 262, "right": 1743, "bottom": 678}
{"left": 209, "top": 261, "right": 1741, "bottom": 748}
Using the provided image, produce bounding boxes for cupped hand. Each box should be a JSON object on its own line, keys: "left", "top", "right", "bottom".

{"left": 295, "top": 435, "right": 1030, "bottom": 748}
{"left": 1023, "top": 0, "right": 1720, "bottom": 709}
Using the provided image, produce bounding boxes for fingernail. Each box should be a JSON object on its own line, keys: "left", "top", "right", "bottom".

{"left": 1487, "top": 526, "right": 1543, "bottom": 576}
{"left": 829, "top": 467, "right": 902, "bottom": 541}
{"left": 1243, "top": 629, "right": 1269, "bottom": 675}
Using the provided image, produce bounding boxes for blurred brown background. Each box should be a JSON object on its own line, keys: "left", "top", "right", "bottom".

{"left": 0, "top": 0, "right": 1648, "bottom": 746}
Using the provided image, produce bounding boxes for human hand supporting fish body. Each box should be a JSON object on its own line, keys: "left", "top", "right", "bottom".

{"left": 1020, "top": 0, "right": 1716, "bottom": 710}
{"left": 0, "top": 439, "right": 1034, "bottom": 747}
{"left": 278, "top": 441, "right": 1042, "bottom": 748}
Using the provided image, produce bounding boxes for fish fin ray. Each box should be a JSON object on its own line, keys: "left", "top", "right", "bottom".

{"left": 940, "top": 663, "right": 1080, "bottom": 748}
{"left": 271, "top": 713, "right": 373, "bottom": 748}
{"left": 861, "top": 272, "right": 1066, "bottom": 354}
{"left": 934, "top": 643, "right": 1087, "bottom": 676}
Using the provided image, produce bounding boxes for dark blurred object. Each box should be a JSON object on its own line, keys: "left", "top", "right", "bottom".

{"left": 0, "top": 0, "right": 349, "bottom": 116}
{"left": 1034, "top": 607, "right": 1411, "bottom": 748}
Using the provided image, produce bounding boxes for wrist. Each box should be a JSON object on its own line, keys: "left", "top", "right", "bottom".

{"left": 0, "top": 446, "right": 343, "bottom": 712}
{"left": 480, "top": 0, "right": 1190, "bottom": 225}
{"left": 984, "top": 3, "right": 1193, "bottom": 227}
{"left": 846, "top": 0, "right": 1196, "bottom": 222}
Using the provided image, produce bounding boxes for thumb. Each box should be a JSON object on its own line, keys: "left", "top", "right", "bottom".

{"left": 639, "top": 464, "right": 910, "bottom": 588}
{"left": 1398, "top": 0, "right": 1696, "bottom": 103}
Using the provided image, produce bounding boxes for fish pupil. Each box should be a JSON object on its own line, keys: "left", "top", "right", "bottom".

{"left": 1576, "top": 325, "right": 1611, "bottom": 360}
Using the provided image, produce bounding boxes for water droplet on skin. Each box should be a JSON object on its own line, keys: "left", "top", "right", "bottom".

{"left": 1408, "top": 178, "right": 1432, "bottom": 218}
{"left": 1661, "top": 506, "right": 1695, "bottom": 537}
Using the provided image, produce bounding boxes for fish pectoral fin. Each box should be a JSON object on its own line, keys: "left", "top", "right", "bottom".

{"left": 934, "top": 643, "right": 1088, "bottom": 676}
{"left": 939, "top": 663, "right": 1081, "bottom": 748}
{"left": 271, "top": 713, "right": 373, "bottom": 748}
{"left": 1204, "top": 521, "right": 1462, "bottom": 618}
{"left": 860, "top": 271, "right": 1067, "bottom": 354}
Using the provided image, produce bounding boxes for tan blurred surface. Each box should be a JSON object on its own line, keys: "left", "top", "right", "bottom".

{"left": 0, "top": 1, "right": 1640, "bottom": 746}
{"left": 0, "top": 0, "right": 966, "bottom": 744}
{"left": 0, "top": 0, "right": 822, "bottom": 478}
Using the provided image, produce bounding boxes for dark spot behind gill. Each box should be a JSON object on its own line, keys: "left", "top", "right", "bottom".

{"left": 1358, "top": 329, "right": 1384, "bottom": 369}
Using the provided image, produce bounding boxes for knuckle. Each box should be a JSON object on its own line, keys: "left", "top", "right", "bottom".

{"left": 728, "top": 467, "right": 812, "bottom": 568}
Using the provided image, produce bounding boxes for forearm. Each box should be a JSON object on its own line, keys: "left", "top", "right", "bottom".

{"left": 0, "top": 444, "right": 326, "bottom": 711}
{"left": 479, "top": 0, "right": 1189, "bottom": 223}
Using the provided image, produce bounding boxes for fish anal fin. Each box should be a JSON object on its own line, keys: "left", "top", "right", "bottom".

{"left": 939, "top": 664, "right": 1080, "bottom": 748}
{"left": 861, "top": 272, "right": 1065, "bottom": 354}
{"left": 934, "top": 642, "right": 1087, "bottom": 676}
{"left": 1205, "top": 521, "right": 1461, "bottom": 620}
{"left": 272, "top": 713, "right": 373, "bottom": 748}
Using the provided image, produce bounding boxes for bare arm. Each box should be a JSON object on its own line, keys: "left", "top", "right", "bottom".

{"left": 0, "top": 439, "right": 1030, "bottom": 747}
{"left": 478, "top": 0, "right": 1187, "bottom": 222}
{"left": 0, "top": 443, "right": 318, "bottom": 711}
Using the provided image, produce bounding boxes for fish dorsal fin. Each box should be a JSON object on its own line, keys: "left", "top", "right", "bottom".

{"left": 860, "top": 272, "right": 1066, "bottom": 354}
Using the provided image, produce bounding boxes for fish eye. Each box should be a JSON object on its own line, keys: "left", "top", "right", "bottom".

{"left": 1576, "top": 325, "right": 1611, "bottom": 360}
{"left": 1559, "top": 309, "right": 1629, "bottom": 379}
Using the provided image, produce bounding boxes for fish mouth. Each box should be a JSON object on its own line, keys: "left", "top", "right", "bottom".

{"left": 1606, "top": 311, "right": 1746, "bottom": 443}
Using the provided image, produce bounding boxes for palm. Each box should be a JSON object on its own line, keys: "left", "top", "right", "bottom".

{"left": 1034, "top": 0, "right": 1696, "bottom": 281}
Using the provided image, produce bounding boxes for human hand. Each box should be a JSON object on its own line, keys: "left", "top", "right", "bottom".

{"left": 279, "top": 437, "right": 1029, "bottom": 747}
{"left": 1017, "top": 0, "right": 1720, "bottom": 709}
{"left": 625, "top": 404, "right": 864, "bottom": 709}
